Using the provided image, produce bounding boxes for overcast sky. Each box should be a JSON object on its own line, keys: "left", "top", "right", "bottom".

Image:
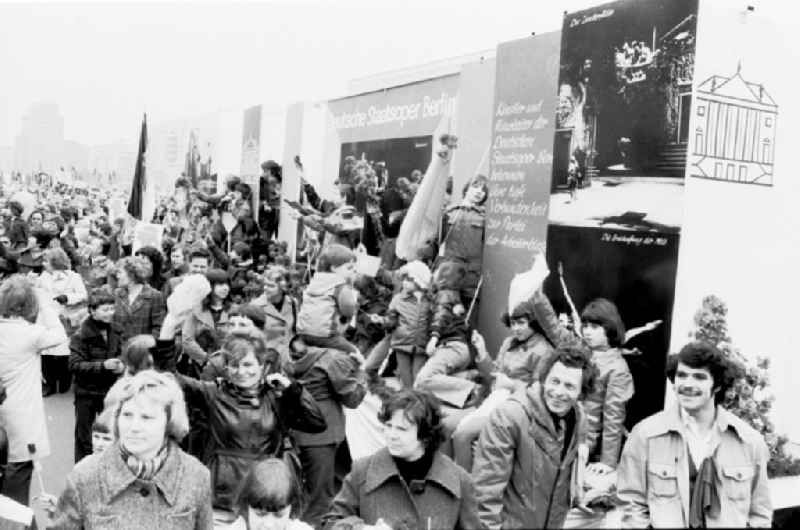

{"left": 2, "top": 0, "right": 796, "bottom": 148}
{"left": 0, "top": 0, "right": 595, "bottom": 147}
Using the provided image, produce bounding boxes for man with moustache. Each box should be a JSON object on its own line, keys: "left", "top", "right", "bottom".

{"left": 617, "top": 341, "right": 772, "bottom": 528}
{"left": 472, "top": 345, "right": 596, "bottom": 529}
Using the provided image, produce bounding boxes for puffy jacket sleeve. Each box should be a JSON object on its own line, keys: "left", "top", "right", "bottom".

{"left": 617, "top": 424, "right": 652, "bottom": 529}
{"left": 599, "top": 362, "right": 634, "bottom": 468}
{"left": 278, "top": 382, "right": 327, "bottom": 433}
{"left": 382, "top": 295, "right": 401, "bottom": 332}
{"left": 327, "top": 354, "right": 367, "bottom": 409}
{"left": 531, "top": 289, "right": 576, "bottom": 347}
{"left": 472, "top": 400, "right": 523, "bottom": 530}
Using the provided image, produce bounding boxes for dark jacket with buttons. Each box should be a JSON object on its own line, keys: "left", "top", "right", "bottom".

{"left": 49, "top": 441, "right": 213, "bottom": 530}
{"left": 68, "top": 317, "right": 119, "bottom": 397}
{"left": 110, "top": 284, "right": 166, "bottom": 357}
{"left": 324, "top": 447, "right": 480, "bottom": 530}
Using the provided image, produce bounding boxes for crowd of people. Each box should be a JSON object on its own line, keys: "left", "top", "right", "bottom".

{"left": 0, "top": 135, "right": 773, "bottom": 529}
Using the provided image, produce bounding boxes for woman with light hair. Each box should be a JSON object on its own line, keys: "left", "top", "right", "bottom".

{"left": 0, "top": 275, "right": 67, "bottom": 506}
{"left": 49, "top": 369, "right": 213, "bottom": 529}
{"left": 38, "top": 246, "right": 89, "bottom": 395}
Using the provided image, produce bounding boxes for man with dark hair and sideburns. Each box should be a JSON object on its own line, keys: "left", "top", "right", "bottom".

{"left": 472, "top": 345, "right": 596, "bottom": 529}
{"left": 617, "top": 341, "right": 772, "bottom": 528}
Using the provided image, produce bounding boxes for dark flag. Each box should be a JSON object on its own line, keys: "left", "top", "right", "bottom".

{"left": 127, "top": 113, "right": 148, "bottom": 219}
{"left": 185, "top": 129, "right": 199, "bottom": 187}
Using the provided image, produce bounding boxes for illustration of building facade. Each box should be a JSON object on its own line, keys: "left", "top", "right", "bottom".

{"left": 691, "top": 66, "right": 777, "bottom": 186}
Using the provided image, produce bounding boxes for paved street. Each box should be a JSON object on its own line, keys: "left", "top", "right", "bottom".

{"left": 33, "top": 390, "right": 75, "bottom": 528}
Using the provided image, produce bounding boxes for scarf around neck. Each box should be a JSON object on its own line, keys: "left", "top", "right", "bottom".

{"left": 119, "top": 440, "right": 170, "bottom": 481}
{"left": 223, "top": 379, "right": 265, "bottom": 408}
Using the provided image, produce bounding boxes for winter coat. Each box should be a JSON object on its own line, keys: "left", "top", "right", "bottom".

{"left": 49, "top": 441, "right": 213, "bottom": 530}
{"left": 288, "top": 346, "right": 366, "bottom": 446}
{"left": 441, "top": 203, "right": 485, "bottom": 266}
{"left": 384, "top": 291, "right": 431, "bottom": 353}
{"left": 617, "top": 405, "right": 772, "bottom": 528}
{"left": 324, "top": 448, "right": 481, "bottom": 530}
{"left": 296, "top": 272, "right": 358, "bottom": 339}
{"left": 69, "top": 317, "right": 119, "bottom": 397}
{"left": 440, "top": 203, "right": 485, "bottom": 294}
{"left": 151, "top": 341, "right": 327, "bottom": 512}
{"left": 109, "top": 284, "right": 166, "bottom": 357}
{"left": 530, "top": 289, "right": 634, "bottom": 467}
{"left": 583, "top": 347, "right": 634, "bottom": 467}
{"left": 475, "top": 332, "right": 554, "bottom": 394}
{"left": 472, "top": 382, "right": 586, "bottom": 530}
{"left": 0, "top": 317, "right": 66, "bottom": 462}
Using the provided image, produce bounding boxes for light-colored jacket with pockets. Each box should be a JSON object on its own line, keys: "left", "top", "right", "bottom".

{"left": 50, "top": 441, "right": 213, "bottom": 530}
{"left": 617, "top": 405, "right": 772, "bottom": 528}
{"left": 296, "top": 272, "right": 357, "bottom": 338}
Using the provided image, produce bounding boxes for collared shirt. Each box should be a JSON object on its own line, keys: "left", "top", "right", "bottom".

{"left": 679, "top": 406, "right": 722, "bottom": 465}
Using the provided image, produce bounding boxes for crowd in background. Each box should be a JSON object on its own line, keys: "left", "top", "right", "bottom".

{"left": 0, "top": 137, "right": 773, "bottom": 529}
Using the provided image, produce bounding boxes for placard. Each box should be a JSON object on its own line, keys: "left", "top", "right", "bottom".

{"left": 543, "top": 0, "right": 698, "bottom": 427}
{"left": 477, "top": 32, "right": 561, "bottom": 355}
{"left": 131, "top": 222, "right": 164, "bottom": 254}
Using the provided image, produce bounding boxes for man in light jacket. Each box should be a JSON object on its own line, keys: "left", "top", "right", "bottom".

{"left": 617, "top": 341, "right": 772, "bottom": 528}
{"left": 472, "top": 345, "right": 596, "bottom": 529}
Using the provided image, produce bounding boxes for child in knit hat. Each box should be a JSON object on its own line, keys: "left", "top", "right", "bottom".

{"left": 369, "top": 260, "right": 432, "bottom": 387}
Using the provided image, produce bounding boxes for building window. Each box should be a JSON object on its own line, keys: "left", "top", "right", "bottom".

{"left": 765, "top": 117, "right": 773, "bottom": 127}
{"left": 697, "top": 105, "right": 706, "bottom": 116}
{"left": 727, "top": 163, "right": 734, "bottom": 181}
{"left": 715, "top": 162, "right": 722, "bottom": 179}
{"left": 695, "top": 132, "right": 704, "bottom": 154}
{"left": 739, "top": 165, "right": 748, "bottom": 181}
{"left": 763, "top": 140, "right": 771, "bottom": 164}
